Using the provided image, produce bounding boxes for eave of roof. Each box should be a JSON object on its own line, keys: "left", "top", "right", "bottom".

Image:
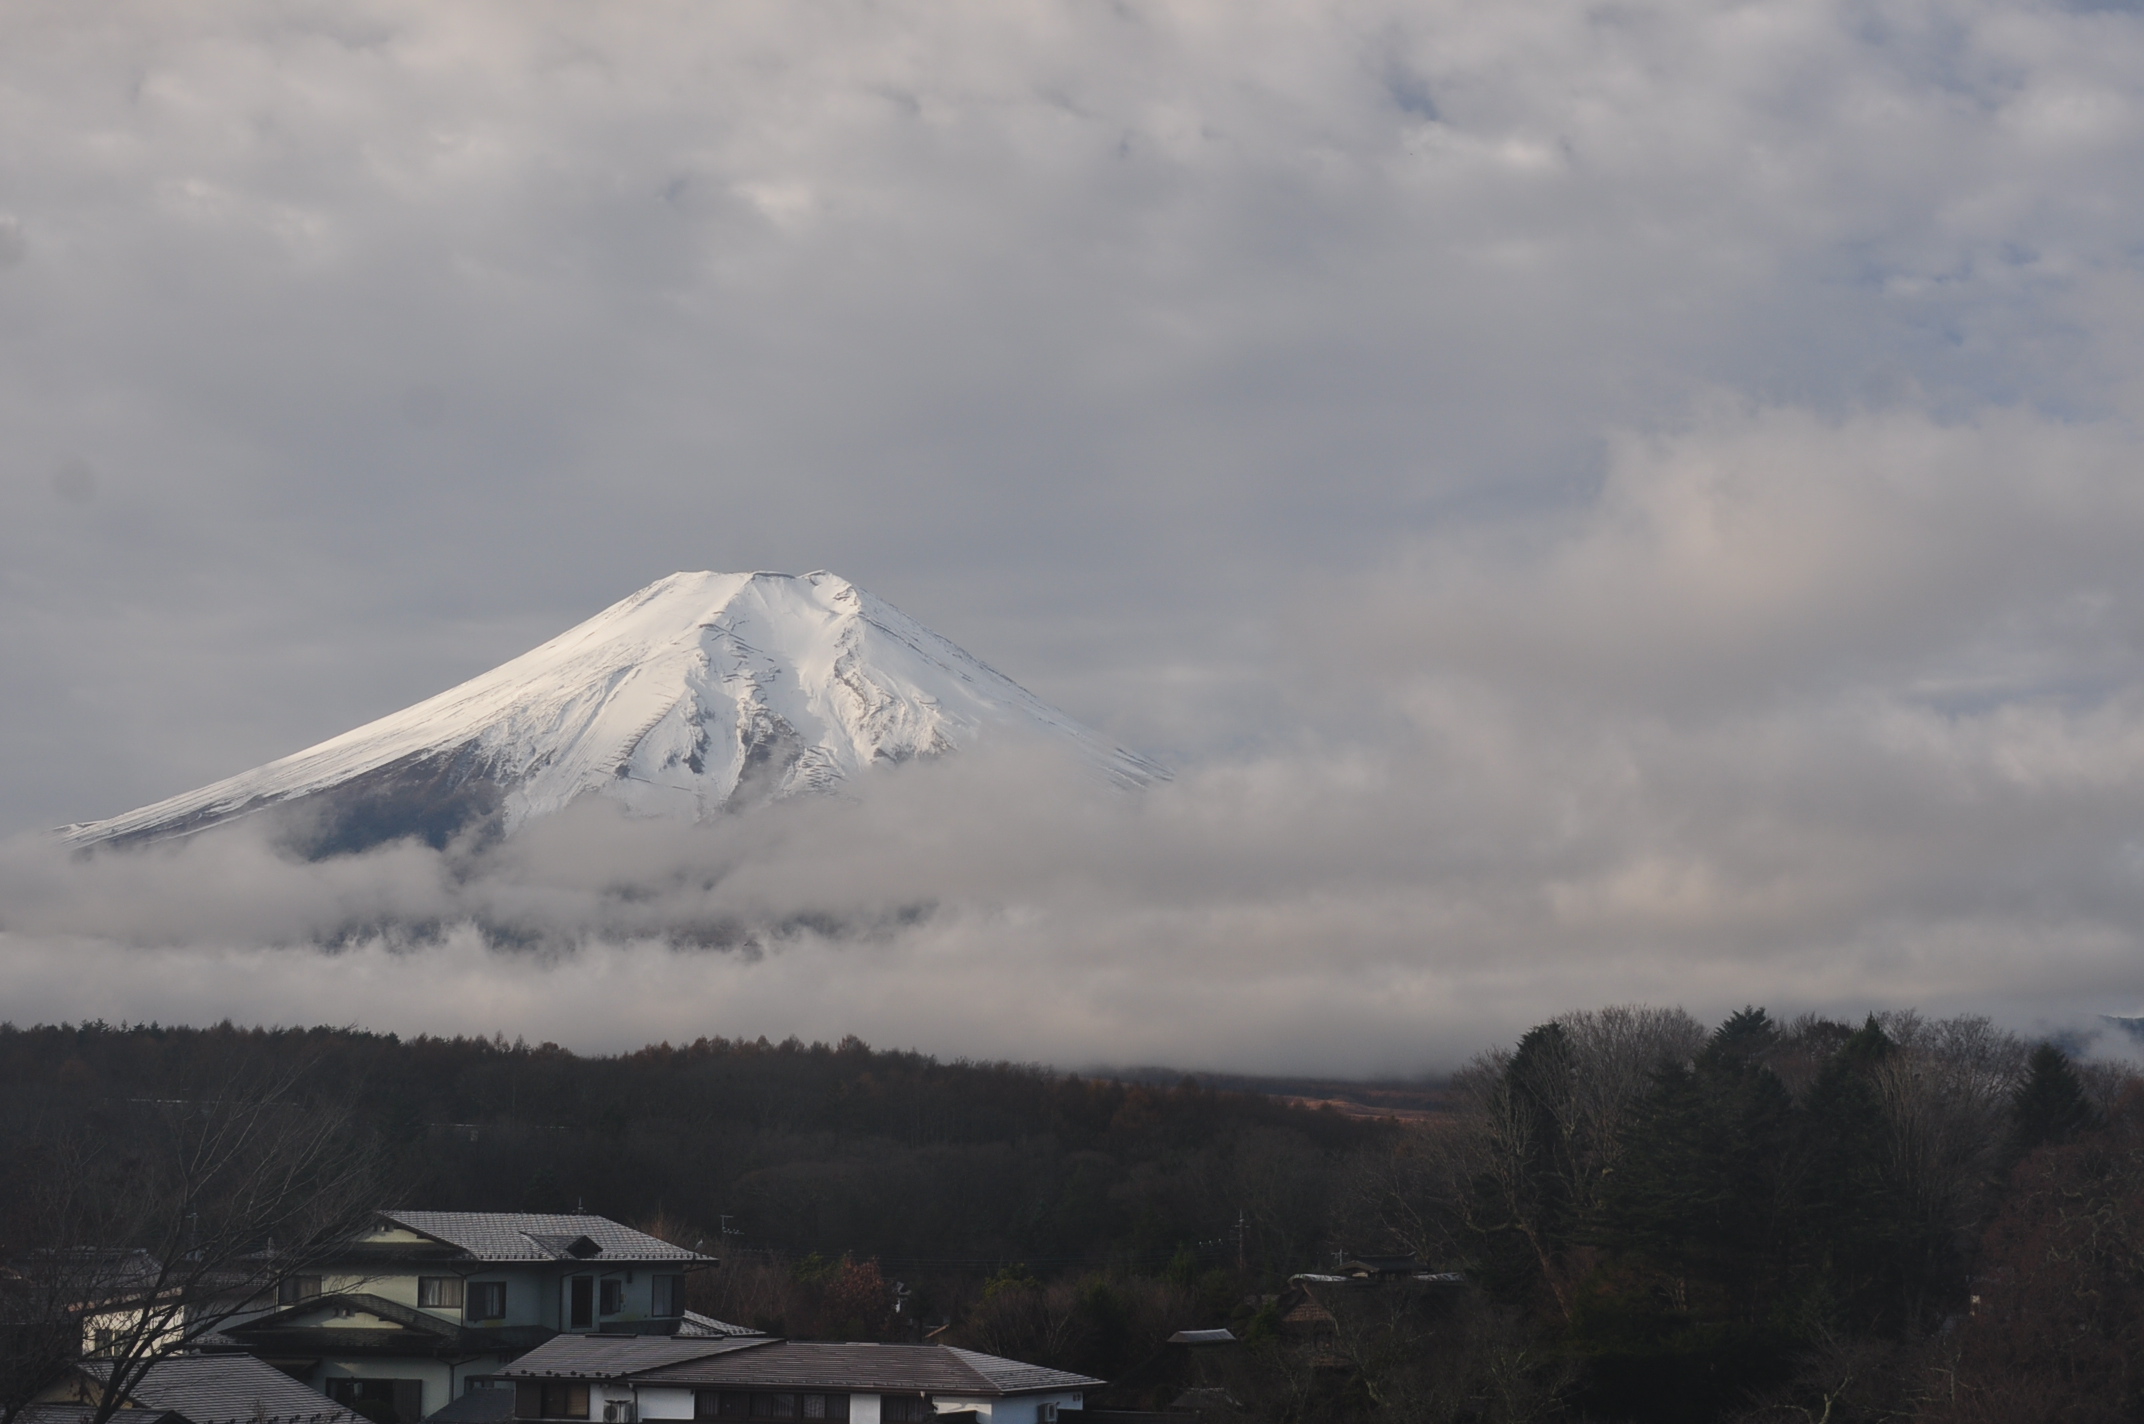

{"left": 500, "top": 1335, "right": 776, "bottom": 1380}
{"left": 224, "top": 1292, "right": 533, "bottom": 1353}
{"left": 230, "top": 1292, "right": 470, "bottom": 1338}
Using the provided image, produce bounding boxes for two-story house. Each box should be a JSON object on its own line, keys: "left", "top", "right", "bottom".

{"left": 491, "top": 1332, "right": 1100, "bottom": 1423}
{"left": 215, "top": 1212, "right": 729, "bottom": 1424}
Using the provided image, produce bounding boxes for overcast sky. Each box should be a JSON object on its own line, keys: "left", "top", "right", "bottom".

{"left": 6, "top": 0, "right": 2144, "bottom": 1071}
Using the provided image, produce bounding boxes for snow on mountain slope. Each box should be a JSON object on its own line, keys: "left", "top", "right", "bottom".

{"left": 59, "top": 571, "right": 1165, "bottom": 854}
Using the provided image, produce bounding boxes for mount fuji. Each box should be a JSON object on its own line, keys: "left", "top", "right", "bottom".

{"left": 60, "top": 571, "right": 1165, "bottom": 857}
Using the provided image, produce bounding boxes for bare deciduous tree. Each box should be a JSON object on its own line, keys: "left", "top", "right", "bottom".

{"left": 1555, "top": 1006, "right": 1706, "bottom": 1219}
{"left": 0, "top": 1059, "right": 385, "bottom": 1424}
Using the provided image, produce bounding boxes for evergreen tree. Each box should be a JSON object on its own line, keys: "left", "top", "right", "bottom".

{"left": 1603, "top": 1008, "right": 1797, "bottom": 1323}
{"left": 1797, "top": 1016, "right": 1913, "bottom": 1332}
{"left": 1470, "top": 1021, "right": 1581, "bottom": 1309}
{"left": 2004, "top": 1042, "right": 2099, "bottom": 1169}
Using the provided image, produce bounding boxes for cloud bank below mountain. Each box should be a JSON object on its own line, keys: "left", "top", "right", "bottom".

{"left": 12, "top": 402, "right": 2144, "bottom": 1072}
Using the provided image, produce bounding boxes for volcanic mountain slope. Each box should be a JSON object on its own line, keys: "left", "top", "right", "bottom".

{"left": 60, "top": 571, "right": 1165, "bottom": 857}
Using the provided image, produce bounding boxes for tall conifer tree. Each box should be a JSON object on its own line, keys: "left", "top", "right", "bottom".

{"left": 2004, "top": 1042, "right": 2099, "bottom": 1169}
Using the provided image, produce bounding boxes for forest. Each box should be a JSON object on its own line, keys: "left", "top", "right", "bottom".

{"left": 2, "top": 1010, "right": 2140, "bottom": 1423}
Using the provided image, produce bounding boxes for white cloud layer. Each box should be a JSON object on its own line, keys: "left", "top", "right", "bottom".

{"left": 5, "top": 0, "right": 2144, "bottom": 1067}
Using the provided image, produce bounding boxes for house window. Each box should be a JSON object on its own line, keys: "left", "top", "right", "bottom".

{"left": 523, "top": 1385, "right": 590, "bottom": 1420}
{"left": 694, "top": 1398, "right": 843, "bottom": 1421}
{"left": 468, "top": 1281, "right": 508, "bottom": 1321}
{"left": 278, "top": 1275, "right": 323, "bottom": 1305}
{"left": 419, "top": 1277, "right": 465, "bottom": 1309}
{"left": 880, "top": 1400, "right": 931, "bottom": 1422}
{"left": 599, "top": 1278, "right": 624, "bottom": 1315}
{"left": 650, "top": 1274, "right": 683, "bottom": 1317}
{"left": 569, "top": 1276, "right": 595, "bottom": 1329}
{"left": 328, "top": 1379, "right": 424, "bottom": 1424}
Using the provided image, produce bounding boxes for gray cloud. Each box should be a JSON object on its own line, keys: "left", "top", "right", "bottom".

{"left": 3, "top": 0, "right": 2144, "bottom": 1066}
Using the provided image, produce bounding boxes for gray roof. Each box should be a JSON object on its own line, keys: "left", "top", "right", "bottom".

{"left": 942, "top": 1348, "right": 1101, "bottom": 1395}
{"left": 82, "top": 1354, "right": 359, "bottom": 1424}
{"left": 382, "top": 1212, "right": 712, "bottom": 1264}
{"left": 502, "top": 1335, "right": 775, "bottom": 1379}
{"left": 634, "top": 1342, "right": 1102, "bottom": 1397}
{"left": 24, "top": 1407, "right": 189, "bottom": 1424}
{"left": 678, "top": 1311, "right": 765, "bottom": 1339}
{"left": 1166, "top": 1329, "right": 1237, "bottom": 1346}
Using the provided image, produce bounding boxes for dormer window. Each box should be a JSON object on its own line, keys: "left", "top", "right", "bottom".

{"left": 529, "top": 1232, "right": 606, "bottom": 1261}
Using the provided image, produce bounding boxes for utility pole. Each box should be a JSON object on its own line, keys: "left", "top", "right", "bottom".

{"left": 1235, "top": 1210, "right": 1247, "bottom": 1271}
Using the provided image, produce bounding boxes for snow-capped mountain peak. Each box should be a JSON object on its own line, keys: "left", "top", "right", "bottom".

{"left": 60, "top": 571, "right": 1164, "bottom": 854}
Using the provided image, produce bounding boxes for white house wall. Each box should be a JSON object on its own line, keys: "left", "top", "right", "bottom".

{"left": 929, "top": 1393, "right": 1084, "bottom": 1422}
{"left": 617, "top": 1387, "right": 1083, "bottom": 1423}
{"left": 635, "top": 1388, "right": 695, "bottom": 1420}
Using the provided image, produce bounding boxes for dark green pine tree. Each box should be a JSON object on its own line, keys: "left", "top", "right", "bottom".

{"left": 1470, "top": 1021, "right": 1582, "bottom": 1308}
{"left": 1603, "top": 1008, "right": 1798, "bottom": 1325}
{"left": 2004, "top": 1042, "right": 2100, "bottom": 1169}
{"left": 1797, "top": 1016, "right": 1922, "bottom": 1333}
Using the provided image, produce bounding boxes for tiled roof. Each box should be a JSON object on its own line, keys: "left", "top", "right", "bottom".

{"left": 82, "top": 1354, "right": 359, "bottom": 1424}
{"left": 382, "top": 1212, "right": 712, "bottom": 1264}
{"left": 677, "top": 1311, "right": 764, "bottom": 1339}
{"left": 632, "top": 1342, "right": 1102, "bottom": 1397}
{"left": 24, "top": 1406, "right": 188, "bottom": 1424}
{"left": 942, "top": 1349, "right": 1099, "bottom": 1394}
{"left": 502, "top": 1335, "right": 775, "bottom": 1379}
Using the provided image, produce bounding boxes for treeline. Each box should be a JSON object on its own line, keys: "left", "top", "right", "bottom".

{"left": 1339, "top": 1007, "right": 2144, "bottom": 1422}
{"left": 8, "top": 1013, "right": 2143, "bottom": 1422}
{"left": 0, "top": 1022, "right": 1372, "bottom": 1272}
